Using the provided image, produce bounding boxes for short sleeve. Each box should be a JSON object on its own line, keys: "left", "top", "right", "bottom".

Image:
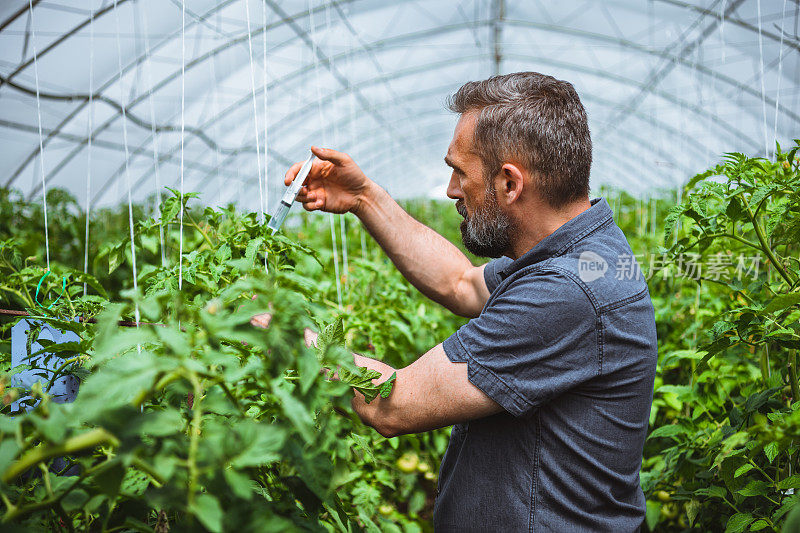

{"left": 482, "top": 256, "right": 514, "bottom": 293}
{"left": 442, "top": 270, "right": 598, "bottom": 417}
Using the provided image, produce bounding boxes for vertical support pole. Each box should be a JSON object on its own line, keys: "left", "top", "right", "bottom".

{"left": 492, "top": 0, "right": 504, "bottom": 76}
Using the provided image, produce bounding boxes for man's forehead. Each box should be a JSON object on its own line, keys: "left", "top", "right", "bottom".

{"left": 448, "top": 112, "right": 479, "bottom": 160}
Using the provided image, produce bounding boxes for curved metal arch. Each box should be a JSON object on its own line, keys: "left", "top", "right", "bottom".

{"left": 655, "top": 0, "right": 800, "bottom": 53}
{"left": 118, "top": 47, "right": 762, "bottom": 204}
{"left": 0, "top": 0, "right": 41, "bottom": 33}
{"left": 0, "top": 0, "right": 131, "bottom": 90}
{"left": 0, "top": 117, "right": 237, "bottom": 178}
{"left": 11, "top": 0, "right": 426, "bottom": 195}
{"left": 501, "top": 18, "right": 799, "bottom": 125}
{"left": 4, "top": 0, "right": 366, "bottom": 189}
{"left": 3, "top": 0, "right": 240, "bottom": 189}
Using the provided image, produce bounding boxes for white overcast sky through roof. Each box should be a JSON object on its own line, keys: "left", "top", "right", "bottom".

{"left": 0, "top": 0, "right": 798, "bottom": 215}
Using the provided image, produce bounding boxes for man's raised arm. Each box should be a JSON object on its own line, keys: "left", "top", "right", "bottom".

{"left": 285, "top": 146, "right": 490, "bottom": 318}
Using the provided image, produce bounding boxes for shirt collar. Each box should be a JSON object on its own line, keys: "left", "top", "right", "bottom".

{"left": 498, "top": 197, "right": 613, "bottom": 280}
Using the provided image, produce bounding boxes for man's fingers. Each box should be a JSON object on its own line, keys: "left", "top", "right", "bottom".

{"left": 301, "top": 199, "right": 324, "bottom": 211}
{"left": 250, "top": 312, "right": 272, "bottom": 329}
{"left": 310, "top": 145, "right": 348, "bottom": 165}
{"left": 284, "top": 161, "right": 303, "bottom": 186}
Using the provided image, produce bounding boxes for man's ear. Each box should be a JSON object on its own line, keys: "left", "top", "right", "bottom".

{"left": 498, "top": 163, "right": 525, "bottom": 205}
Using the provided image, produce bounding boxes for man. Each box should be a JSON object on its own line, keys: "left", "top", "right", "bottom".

{"left": 284, "top": 72, "right": 657, "bottom": 532}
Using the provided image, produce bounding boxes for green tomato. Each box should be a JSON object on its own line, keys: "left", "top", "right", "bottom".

{"left": 396, "top": 452, "right": 419, "bottom": 473}
{"left": 656, "top": 490, "right": 671, "bottom": 502}
{"left": 416, "top": 462, "right": 431, "bottom": 473}
{"left": 752, "top": 413, "right": 768, "bottom": 427}
{"left": 378, "top": 504, "right": 394, "bottom": 516}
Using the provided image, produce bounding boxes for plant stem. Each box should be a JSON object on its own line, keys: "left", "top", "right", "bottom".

{"left": 790, "top": 350, "right": 800, "bottom": 403}
{"left": 44, "top": 356, "right": 81, "bottom": 394}
{"left": 131, "top": 456, "right": 166, "bottom": 487}
{"left": 1, "top": 429, "right": 119, "bottom": 483}
{"left": 760, "top": 349, "right": 771, "bottom": 383}
{"left": 2, "top": 459, "right": 115, "bottom": 523}
{"left": 744, "top": 200, "right": 796, "bottom": 286}
{"left": 186, "top": 212, "right": 215, "bottom": 249}
{"left": 187, "top": 371, "right": 203, "bottom": 509}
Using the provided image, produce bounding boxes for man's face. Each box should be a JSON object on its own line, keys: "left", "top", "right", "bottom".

{"left": 445, "top": 112, "right": 512, "bottom": 258}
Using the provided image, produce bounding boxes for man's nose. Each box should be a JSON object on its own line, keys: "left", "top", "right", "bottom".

{"left": 446, "top": 174, "right": 462, "bottom": 200}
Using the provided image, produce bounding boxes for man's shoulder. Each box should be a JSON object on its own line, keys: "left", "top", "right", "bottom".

{"left": 512, "top": 223, "right": 650, "bottom": 313}
{"left": 490, "top": 262, "right": 598, "bottom": 321}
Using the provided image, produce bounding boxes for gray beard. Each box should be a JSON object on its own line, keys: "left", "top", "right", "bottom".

{"left": 456, "top": 193, "right": 512, "bottom": 258}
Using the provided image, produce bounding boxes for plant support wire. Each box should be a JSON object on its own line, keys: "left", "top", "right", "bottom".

{"left": 27, "top": 0, "right": 50, "bottom": 271}
{"left": 178, "top": 0, "right": 186, "bottom": 290}
{"left": 113, "top": 0, "right": 141, "bottom": 339}
{"left": 83, "top": 1, "right": 94, "bottom": 296}
{"left": 309, "top": 0, "right": 342, "bottom": 308}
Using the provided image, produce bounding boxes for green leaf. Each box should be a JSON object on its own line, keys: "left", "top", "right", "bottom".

{"left": 737, "top": 480, "right": 770, "bottom": 497}
{"left": 120, "top": 469, "right": 150, "bottom": 497}
{"left": 765, "top": 441, "right": 780, "bottom": 463}
{"left": 686, "top": 499, "right": 700, "bottom": 526}
{"left": 378, "top": 372, "right": 397, "bottom": 399}
{"left": 750, "top": 519, "right": 770, "bottom": 531}
{"left": 734, "top": 463, "right": 754, "bottom": 478}
{"left": 191, "top": 493, "right": 224, "bottom": 533}
{"left": 777, "top": 475, "right": 800, "bottom": 490}
{"left": 645, "top": 500, "right": 661, "bottom": 531}
{"left": 272, "top": 383, "right": 315, "bottom": 443}
{"left": 316, "top": 318, "right": 345, "bottom": 358}
{"left": 223, "top": 468, "right": 253, "bottom": 500}
{"left": 160, "top": 196, "right": 181, "bottom": 226}
{"left": 60, "top": 488, "right": 90, "bottom": 512}
{"left": 245, "top": 237, "right": 264, "bottom": 263}
{"left": 215, "top": 244, "right": 231, "bottom": 262}
{"left": 696, "top": 485, "right": 728, "bottom": 499}
{"left": 765, "top": 292, "right": 800, "bottom": 314}
{"left": 783, "top": 503, "right": 800, "bottom": 533}
{"left": 725, "top": 512, "right": 753, "bottom": 533}
{"left": 92, "top": 461, "right": 126, "bottom": 498}
{"left": 647, "top": 424, "right": 687, "bottom": 440}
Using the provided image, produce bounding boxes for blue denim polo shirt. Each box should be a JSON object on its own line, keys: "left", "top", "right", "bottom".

{"left": 436, "top": 198, "right": 657, "bottom": 532}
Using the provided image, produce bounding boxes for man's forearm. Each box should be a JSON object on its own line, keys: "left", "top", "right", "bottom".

{"left": 353, "top": 182, "right": 482, "bottom": 317}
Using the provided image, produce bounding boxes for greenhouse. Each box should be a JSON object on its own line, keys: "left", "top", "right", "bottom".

{"left": 0, "top": 0, "right": 798, "bottom": 531}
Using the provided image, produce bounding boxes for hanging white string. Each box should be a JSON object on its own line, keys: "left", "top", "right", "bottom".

{"left": 83, "top": 1, "right": 95, "bottom": 296}
{"left": 27, "top": 0, "right": 50, "bottom": 271}
{"left": 309, "top": 0, "right": 342, "bottom": 308}
{"left": 326, "top": 3, "right": 348, "bottom": 291}
{"left": 756, "top": 0, "right": 769, "bottom": 158}
{"left": 261, "top": 0, "right": 269, "bottom": 273}
{"left": 347, "top": 42, "right": 367, "bottom": 259}
{"left": 773, "top": 0, "right": 787, "bottom": 154}
{"left": 213, "top": 11, "right": 224, "bottom": 208}
{"left": 113, "top": 0, "right": 141, "bottom": 334}
{"left": 720, "top": 0, "right": 726, "bottom": 63}
{"left": 140, "top": 5, "right": 166, "bottom": 267}
{"left": 178, "top": 0, "right": 186, "bottom": 290}
{"left": 244, "top": 0, "right": 265, "bottom": 229}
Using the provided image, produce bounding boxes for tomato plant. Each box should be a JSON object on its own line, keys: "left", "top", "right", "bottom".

{"left": 0, "top": 189, "right": 459, "bottom": 531}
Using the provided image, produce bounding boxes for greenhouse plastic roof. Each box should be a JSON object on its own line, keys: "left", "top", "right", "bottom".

{"left": 0, "top": 0, "right": 798, "bottom": 214}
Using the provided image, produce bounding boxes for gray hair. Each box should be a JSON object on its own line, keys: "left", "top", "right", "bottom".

{"left": 447, "top": 72, "right": 592, "bottom": 207}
